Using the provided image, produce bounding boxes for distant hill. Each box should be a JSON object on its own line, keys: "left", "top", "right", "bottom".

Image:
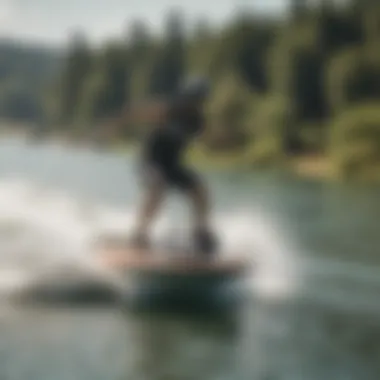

{"left": 0, "top": 38, "right": 62, "bottom": 124}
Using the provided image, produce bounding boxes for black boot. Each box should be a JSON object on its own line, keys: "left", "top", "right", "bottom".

{"left": 193, "top": 228, "right": 218, "bottom": 258}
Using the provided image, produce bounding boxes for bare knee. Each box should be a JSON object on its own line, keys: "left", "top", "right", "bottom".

{"left": 188, "top": 181, "right": 209, "bottom": 207}
{"left": 139, "top": 171, "right": 166, "bottom": 215}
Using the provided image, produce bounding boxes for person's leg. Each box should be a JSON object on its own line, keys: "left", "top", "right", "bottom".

{"left": 188, "top": 181, "right": 218, "bottom": 255}
{"left": 135, "top": 185, "right": 165, "bottom": 234}
{"left": 172, "top": 166, "right": 217, "bottom": 255}
{"left": 188, "top": 180, "right": 210, "bottom": 232}
{"left": 131, "top": 165, "right": 166, "bottom": 247}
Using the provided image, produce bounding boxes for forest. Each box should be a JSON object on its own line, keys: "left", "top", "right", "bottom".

{"left": 0, "top": 39, "right": 61, "bottom": 124}
{"left": 3, "top": 0, "right": 380, "bottom": 180}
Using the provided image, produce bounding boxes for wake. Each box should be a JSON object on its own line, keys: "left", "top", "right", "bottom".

{"left": 0, "top": 177, "right": 299, "bottom": 303}
{"left": 0, "top": 177, "right": 379, "bottom": 318}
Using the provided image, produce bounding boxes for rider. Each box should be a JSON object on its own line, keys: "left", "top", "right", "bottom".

{"left": 125, "top": 75, "right": 217, "bottom": 256}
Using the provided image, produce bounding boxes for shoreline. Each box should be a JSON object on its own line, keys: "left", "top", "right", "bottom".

{"left": 288, "top": 154, "right": 332, "bottom": 180}
{"left": 0, "top": 125, "right": 332, "bottom": 181}
{"left": 187, "top": 147, "right": 332, "bottom": 180}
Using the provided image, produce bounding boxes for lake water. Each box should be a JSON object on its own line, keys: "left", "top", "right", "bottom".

{"left": 0, "top": 136, "right": 380, "bottom": 380}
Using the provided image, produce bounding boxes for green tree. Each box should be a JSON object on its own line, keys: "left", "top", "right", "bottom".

{"left": 291, "top": 0, "right": 307, "bottom": 20}
{"left": 210, "top": 15, "right": 272, "bottom": 92}
{"left": 330, "top": 102, "right": 380, "bottom": 180}
{"left": 148, "top": 10, "right": 185, "bottom": 96}
{"left": 205, "top": 72, "right": 255, "bottom": 150}
{"left": 78, "top": 43, "right": 130, "bottom": 127}
{"left": 186, "top": 18, "right": 217, "bottom": 76}
{"left": 326, "top": 46, "right": 380, "bottom": 115}
{"left": 244, "top": 95, "right": 294, "bottom": 165}
{"left": 54, "top": 31, "right": 92, "bottom": 125}
{"left": 127, "top": 20, "right": 154, "bottom": 101}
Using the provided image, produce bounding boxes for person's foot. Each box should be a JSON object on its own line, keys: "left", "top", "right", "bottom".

{"left": 193, "top": 228, "right": 218, "bottom": 258}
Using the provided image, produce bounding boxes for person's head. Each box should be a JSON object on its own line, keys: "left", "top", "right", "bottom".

{"left": 178, "top": 75, "right": 210, "bottom": 107}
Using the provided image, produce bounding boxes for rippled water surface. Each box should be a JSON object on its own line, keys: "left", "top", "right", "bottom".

{"left": 0, "top": 136, "right": 380, "bottom": 380}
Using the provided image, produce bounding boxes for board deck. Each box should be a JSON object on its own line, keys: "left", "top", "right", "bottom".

{"left": 93, "top": 241, "right": 249, "bottom": 312}
{"left": 96, "top": 246, "right": 248, "bottom": 277}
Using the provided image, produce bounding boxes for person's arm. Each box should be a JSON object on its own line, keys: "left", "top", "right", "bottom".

{"left": 95, "top": 100, "right": 168, "bottom": 141}
{"left": 122, "top": 100, "right": 168, "bottom": 125}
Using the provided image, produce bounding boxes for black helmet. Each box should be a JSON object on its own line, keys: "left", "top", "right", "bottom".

{"left": 178, "top": 75, "right": 210, "bottom": 102}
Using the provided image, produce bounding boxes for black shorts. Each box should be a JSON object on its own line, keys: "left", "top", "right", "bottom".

{"left": 139, "top": 162, "right": 200, "bottom": 191}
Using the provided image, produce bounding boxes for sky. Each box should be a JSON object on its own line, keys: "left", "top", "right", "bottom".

{"left": 0, "top": 0, "right": 289, "bottom": 46}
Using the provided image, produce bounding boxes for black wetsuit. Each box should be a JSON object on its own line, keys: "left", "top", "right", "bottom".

{"left": 140, "top": 98, "right": 204, "bottom": 191}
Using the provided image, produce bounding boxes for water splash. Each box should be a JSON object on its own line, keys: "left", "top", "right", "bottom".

{"left": 0, "top": 178, "right": 299, "bottom": 302}
{"left": 212, "top": 208, "right": 300, "bottom": 299}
